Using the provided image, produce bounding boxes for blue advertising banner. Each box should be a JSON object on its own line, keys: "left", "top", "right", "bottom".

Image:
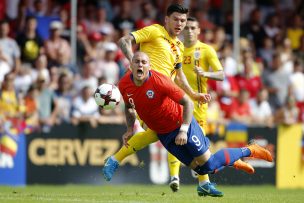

{"left": 0, "top": 133, "right": 26, "bottom": 186}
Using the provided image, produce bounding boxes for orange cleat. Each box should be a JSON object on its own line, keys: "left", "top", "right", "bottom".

{"left": 233, "top": 159, "right": 255, "bottom": 174}
{"left": 247, "top": 144, "right": 273, "bottom": 162}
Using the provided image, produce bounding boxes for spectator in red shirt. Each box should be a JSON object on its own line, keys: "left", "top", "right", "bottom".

{"left": 230, "top": 89, "right": 253, "bottom": 125}
{"left": 208, "top": 75, "right": 239, "bottom": 119}
{"left": 236, "top": 58, "right": 263, "bottom": 100}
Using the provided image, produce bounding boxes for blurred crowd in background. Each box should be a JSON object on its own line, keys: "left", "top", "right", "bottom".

{"left": 0, "top": 0, "right": 303, "bottom": 135}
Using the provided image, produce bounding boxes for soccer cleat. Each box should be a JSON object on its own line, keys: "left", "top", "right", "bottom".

{"left": 102, "top": 156, "right": 119, "bottom": 181}
{"left": 197, "top": 182, "right": 223, "bottom": 197}
{"left": 247, "top": 144, "right": 273, "bottom": 162}
{"left": 169, "top": 177, "right": 180, "bottom": 192}
{"left": 233, "top": 159, "right": 255, "bottom": 174}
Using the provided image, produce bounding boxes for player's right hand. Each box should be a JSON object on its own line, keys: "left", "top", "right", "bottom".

{"left": 122, "top": 129, "right": 133, "bottom": 148}
{"left": 175, "top": 132, "right": 187, "bottom": 145}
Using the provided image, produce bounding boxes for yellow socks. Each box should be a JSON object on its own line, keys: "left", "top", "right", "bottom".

{"left": 114, "top": 128, "right": 158, "bottom": 162}
{"left": 198, "top": 174, "right": 210, "bottom": 185}
{"left": 168, "top": 152, "right": 181, "bottom": 177}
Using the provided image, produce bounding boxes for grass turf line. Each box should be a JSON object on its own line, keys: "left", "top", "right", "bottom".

{"left": 0, "top": 185, "right": 303, "bottom": 203}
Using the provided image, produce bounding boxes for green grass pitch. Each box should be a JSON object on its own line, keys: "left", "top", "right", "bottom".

{"left": 0, "top": 185, "right": 303, "bottom": 203}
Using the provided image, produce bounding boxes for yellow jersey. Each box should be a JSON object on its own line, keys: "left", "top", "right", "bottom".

{"left": 131, "top": 24, "right": 184, "bottom": 80}
{"left": 0, "top": 90, "right": 19, "bottom": 117}
{"left": 287, "top": 28, "right": 303, "bottom": 50}
{"left": 183, "top": 41, "right": 223, "bottom": 128}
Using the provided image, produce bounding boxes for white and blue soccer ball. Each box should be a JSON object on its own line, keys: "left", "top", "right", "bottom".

{"left": 94, "top": 83, "right": 121, "bottom": 110}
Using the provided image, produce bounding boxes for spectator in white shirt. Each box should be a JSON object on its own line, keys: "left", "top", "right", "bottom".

{"left": 44, "top": 21, "right": 71, "bottom": 67}
{"left": 0, "top": 20, "right": 21, "bottom": 72}
{"left": 96, "top": 42, "right": 120, "bottom": 85}
{"left": 71, "top": 85, "right": 99, "bottom": 128}
{"left": 249, "top": 88, "right": 273, "bottom": 127}
{"left": 30, "top": 54, "right": 50, "bottom": 83}
{"left": 74, "top": 60, "right": 98, "bottom": 92}
{"left": 14, "top": 64, "right": 33, "bottom": 94}
{"left": 288, "top": 60, "right": 304, "bottom": 103}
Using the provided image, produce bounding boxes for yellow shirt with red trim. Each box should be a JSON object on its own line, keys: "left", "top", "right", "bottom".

{"left": 183, "top": 41, "right": 223, "bottom": 128}
{"left": 0, "top": 90, "right": 19, "bottom": 117}
{"left": 131, "top": 24, "right": 183, "bottom": 80}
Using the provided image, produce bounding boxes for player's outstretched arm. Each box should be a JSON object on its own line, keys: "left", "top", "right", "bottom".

{"left": 194, "top": 68, "right": 224, "bottom": 81}
{"left": 179, "top": 94, "right": 194, "bottom": 126}
{"left": 118, "top": 34, "right": 135, "bottom": 63}
{"left": 175, "top": 68, "right": 212, "bottom": 103}
{"left": 175, "top": 67, "right": 196, "bottom": 96}
{"left": 122, "top": 104, "right": 136, "bottom": 147}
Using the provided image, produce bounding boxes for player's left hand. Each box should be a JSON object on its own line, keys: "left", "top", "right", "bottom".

{"left": 194, "top": 66, "right": 205, "bottom": 77}
{"left": 193, "top": 93, "right": 212, "bottom": 103}
{"left": 175, "top": 132, "right": 187, "bottom": 145}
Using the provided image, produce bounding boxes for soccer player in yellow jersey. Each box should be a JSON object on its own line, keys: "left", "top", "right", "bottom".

{"left": 182, "top": 16, "right": 225, "bottom": 196}
{"left": 163, "top": 15, "right": 226, "bottom": 195}
{"left": 166, "top": 16, "right": 226, "bottom": 196}
{"left": 183, "top": 17, "right": 225, "bottom": 127}
{"left": 177, "top": 17, "right": 254, "bottom": 196}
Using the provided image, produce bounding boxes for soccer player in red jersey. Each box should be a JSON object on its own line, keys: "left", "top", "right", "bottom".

{"left": 117, "top": 52, "right": 273, "bottom": 196}
{"left": 107, "top": 4, "right": 217, "bottom": 195}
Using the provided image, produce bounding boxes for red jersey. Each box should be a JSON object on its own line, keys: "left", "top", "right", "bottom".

{"left": 119, "top": 70, "right": 185, "bottom": 134}
{"left": 230, "top": 100, "right": 251, "bottom": 117}
{"left": 235, "top": 75, "right": 263, "bottom": 99}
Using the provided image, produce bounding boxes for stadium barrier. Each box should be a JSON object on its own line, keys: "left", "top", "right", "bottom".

{"left": 25, "top": 123, "right": 149, "bottom": 184}
{"left": 1, "top": 122, "right": 303, "bottom": 187}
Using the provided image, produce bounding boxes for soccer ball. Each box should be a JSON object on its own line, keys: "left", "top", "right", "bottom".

{"left": 94, "top": 83, "right": 121, "bottom": 110}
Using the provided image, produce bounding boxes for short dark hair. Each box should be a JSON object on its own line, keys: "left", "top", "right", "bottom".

{"left": 25, "top": 15, "right": 37, "bottom": 22}
{"left": 187, "top": 16, "right": 198, "bottom": 22}
{"left": 0, "top": 19, "right": 9, "bottom": 26}
{"left": 166, "top": 4, "right": 188, "bottom": 16}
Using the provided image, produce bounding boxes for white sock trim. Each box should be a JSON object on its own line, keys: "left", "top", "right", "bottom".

{"left": 170, "top": 176, "right": 179, "bottom": 181}
{"left": 199, "top": 180, "right": 210, "bottom": 186}
{"left": 111, "top": 156, "right": 118, "bottom": 163}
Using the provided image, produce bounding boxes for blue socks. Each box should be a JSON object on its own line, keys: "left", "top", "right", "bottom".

{"left": 194, "top": 147, "right": 251, "bottom": 175}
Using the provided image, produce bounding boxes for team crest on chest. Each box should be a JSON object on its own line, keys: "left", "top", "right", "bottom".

{"left": 194, "top": 50, "right": 201, "bottom": 60}
{"left": 146, "top": 90, "right": 154, "bottom": 99}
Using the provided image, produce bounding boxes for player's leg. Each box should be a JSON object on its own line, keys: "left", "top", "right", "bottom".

{"left": 103, "top": 128, "right": 158, "bottom": 181}
{"left": 113, "top": 121, "right": 151, "bottom": 162}
{"left": 196, "top": 124, "right": 222, "bottom": 197}
{"left": 197, "top": 174, "right": 214, "bottom": 196}
{"left": 195, "top": 124, "right": 254, "bottom": 196}
{"left": 184, "top": 119, "right": 223, "bottom": 197}
{"left": 157, "top": 123, "right": 222, "bottom": 196}
{"left": 185, "top": 118, "right": 269, "bottom": 196}
{"left": 167, "top": 153, "right": 181, "bottom": 192}
{"left": 192, "top": 144, "right": 273, "bottom": 175}
{"left": 157, "top": 127, "right": 196, "bottom": 193}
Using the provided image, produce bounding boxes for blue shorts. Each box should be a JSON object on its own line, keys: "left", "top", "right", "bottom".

{"left": 158, "top": 117, "right": 210, "bottom": 166}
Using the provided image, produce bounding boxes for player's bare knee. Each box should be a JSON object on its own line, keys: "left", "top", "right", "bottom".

{"left": 194, "top": 150, "right": 211, "bottom": 165}
{"left": 189, "top": 159, "right": 199, "bottom": 169}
